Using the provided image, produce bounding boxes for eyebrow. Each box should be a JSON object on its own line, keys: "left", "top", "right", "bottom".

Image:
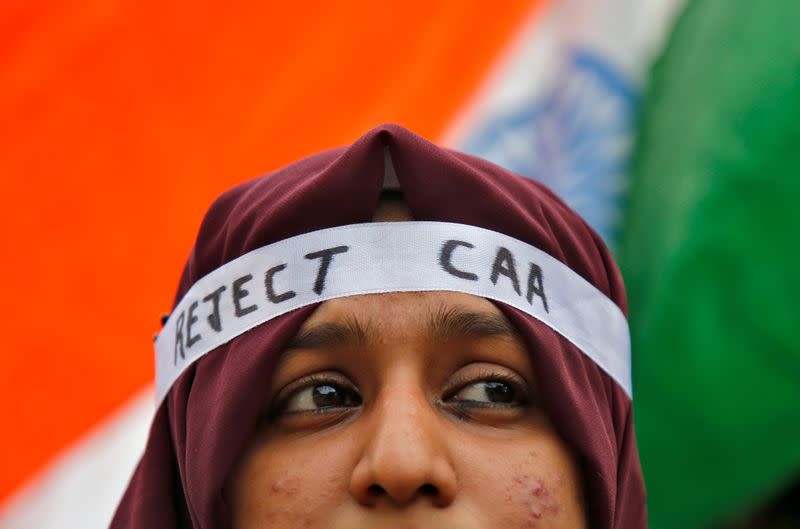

{"left": 285, "top": 305, "right": 520, "bottom": 351}
{"left": 428, "top": 306, "right": 521, "bottom": 342}
{"left": 285, "top": 317, "right": 370, "bottom": 350}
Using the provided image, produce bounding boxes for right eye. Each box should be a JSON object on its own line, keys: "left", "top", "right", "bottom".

{"left": 276, "top": 377, "right": 362, "bottom": 414}
{"left": 450, "top": 379, "right": 522, "bottom": 406}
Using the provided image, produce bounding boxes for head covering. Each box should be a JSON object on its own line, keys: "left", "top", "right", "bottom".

{"left": 111, "top": 124, "right": 646, "bottom": 529}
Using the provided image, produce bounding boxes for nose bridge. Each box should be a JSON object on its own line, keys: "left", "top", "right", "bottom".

{"left": 349, "top": 377, "right": 457, "bottom": 507}
{"left": 371, "top": 381, "right": 434, "bottom": 463}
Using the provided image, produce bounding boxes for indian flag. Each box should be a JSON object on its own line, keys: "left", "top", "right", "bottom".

{"left": 620, "top": 1, "right": 800, "bottom": 528}
{"left": 10, "top": 1, "right": 795, "bottom": 529}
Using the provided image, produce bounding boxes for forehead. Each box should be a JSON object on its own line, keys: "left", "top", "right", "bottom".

{"left": 281, "top": 290, "right": 534, "bottom": 383}
{"left": 372, "top": 193, "right": 414, "bottom": 222}
{"left": 296, "top": 291, "right": 515, "bottom": 339}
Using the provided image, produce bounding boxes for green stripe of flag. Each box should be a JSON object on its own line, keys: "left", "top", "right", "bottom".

{"left": 620, "top": 1, "right": 800, "bottom": 528}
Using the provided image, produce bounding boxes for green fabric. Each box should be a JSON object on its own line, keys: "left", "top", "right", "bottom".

{"left": 619, "top": 1, "right": 800, "bottom": 528}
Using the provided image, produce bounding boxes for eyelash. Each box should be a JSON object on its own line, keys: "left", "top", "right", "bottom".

{"left": 444, "top": 369, "right": 529, "bottom": 406}
{"left": 270, "top": 373, "right": 360, "bottom": 417}
{"left": 270, "top": 368, "right": 531, "bottom": 419}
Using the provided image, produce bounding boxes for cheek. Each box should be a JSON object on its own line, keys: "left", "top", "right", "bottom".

{"left": 459, "top": 443, "right": 585, "bottom": 529}
{"left": 504, "top": 473, "right": 562, "bottom": 527}
{"left": 228, "top": 443, "right": 347, "bottom": 529}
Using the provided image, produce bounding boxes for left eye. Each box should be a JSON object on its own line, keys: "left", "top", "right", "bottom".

{"left": 450, "top": 380, "right": 520, "bottom": 405}
{"left": 280, "top": 382, "right": 362, "bottom": 414}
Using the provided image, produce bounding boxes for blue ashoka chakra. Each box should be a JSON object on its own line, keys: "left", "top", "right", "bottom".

{"left": 460, "top": 49, "right": 637, "bottom": 249}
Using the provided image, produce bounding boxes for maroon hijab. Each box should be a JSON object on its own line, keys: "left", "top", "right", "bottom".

{"left": 111, "top": 124, "right": 646, "bottom": 529}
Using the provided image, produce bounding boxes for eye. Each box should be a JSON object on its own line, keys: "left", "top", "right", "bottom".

{"left": 452, "top": 380, "right": 519, "bottom": 405}
{"left": 444, "top": 367, "right": 531, "bottom": 410}
{"left": 276, "top": 376, "right": 362, "bottom": 415}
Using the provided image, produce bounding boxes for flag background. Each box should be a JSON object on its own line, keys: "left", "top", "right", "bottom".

{"left": 620, "top": 2, "right": 800, "bottom": 528}
{"left": 0, "top": 2, "right": 541, "bottom": 526}
{"left": 15, "top": 2, "right": 795, "bottom": 529}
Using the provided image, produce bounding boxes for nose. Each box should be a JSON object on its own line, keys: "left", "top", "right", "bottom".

{"left": 349, "top": 384, "right": 457, "bottom": 508}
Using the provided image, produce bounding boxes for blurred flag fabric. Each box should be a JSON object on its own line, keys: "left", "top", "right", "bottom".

{"left": 619, "top": 1, "right": 800, "bottom": 528}
{"left": 0, "top": 1, "right": 700, "bottom": 528}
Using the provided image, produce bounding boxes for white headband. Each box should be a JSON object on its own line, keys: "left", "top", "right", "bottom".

{"left": 155, "top": 221, "right": 631, "bottom": 403}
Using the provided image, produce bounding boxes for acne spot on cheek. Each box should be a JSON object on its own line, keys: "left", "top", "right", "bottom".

{"left": 506, "top": 474, "right": 561, "bottom": 528}
{"left": 531, "top": 479, "right": 545, "bottom": 497}
{"left": 265, "top": 476, "right": 315, "bottom": 528}
{"left": 270, "top": 477, "right": 301, "bottom": 497}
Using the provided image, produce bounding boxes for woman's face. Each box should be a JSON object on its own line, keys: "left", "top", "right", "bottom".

{"left": 227, "top": 291, "right": 586, "bottom": 529}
